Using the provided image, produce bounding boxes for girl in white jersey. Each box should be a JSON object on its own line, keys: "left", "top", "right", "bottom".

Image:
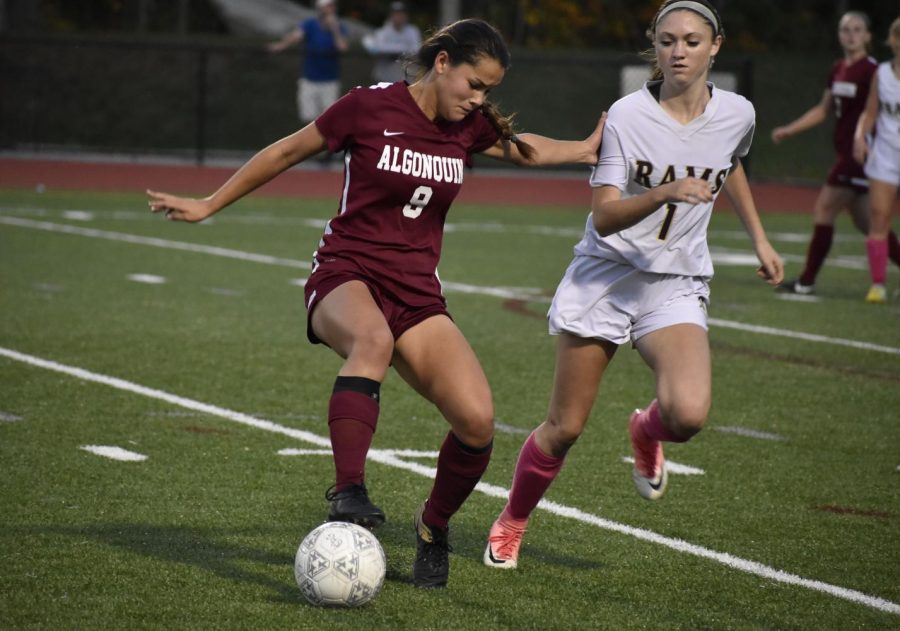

{"left": 854, "top": 17, "right": 900, "bottom": 304}
{"left": 484, "top": 0, "right": 783, "bottom": 570}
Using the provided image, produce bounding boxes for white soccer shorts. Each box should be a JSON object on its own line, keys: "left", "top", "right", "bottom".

{"left": 548, "top": 255, "right": 710, "bottom": 345}
{"left": 864, "top": 137, "right": 900, "bottom": 187}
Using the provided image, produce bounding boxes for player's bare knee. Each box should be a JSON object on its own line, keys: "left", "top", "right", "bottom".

{"left": 349, "top": 328, "right": 394, "bottom": 366}
{"left": 662, "top": 399, "right": 708, "bottom": 438}
{"left": 544, "top": 415, "right": 584, "bottom": 454}
{"left": 448, "top": 398, "right": 494, "bottom": 447}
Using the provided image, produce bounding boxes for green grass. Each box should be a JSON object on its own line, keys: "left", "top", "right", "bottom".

{"left": 1, "top": 187, "right": 898, "bottom": 629}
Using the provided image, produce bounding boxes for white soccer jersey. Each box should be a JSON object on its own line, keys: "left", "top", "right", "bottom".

{"left": 579, "top": 81, "right": 755, "bottom": 278}
{"left": 874, "top": 62, "right": 900, "bottom": 151}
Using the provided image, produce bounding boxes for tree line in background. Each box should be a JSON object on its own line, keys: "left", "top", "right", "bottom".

{"left": 3, "top": 0, "right": 898, "bottom": 53}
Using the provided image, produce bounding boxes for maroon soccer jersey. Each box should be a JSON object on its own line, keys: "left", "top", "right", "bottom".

{"left": 828, "top": 56, "right": 877, "bottom": 156}
{"left": 312, "top": 81, "right": 500, "bottom": 305}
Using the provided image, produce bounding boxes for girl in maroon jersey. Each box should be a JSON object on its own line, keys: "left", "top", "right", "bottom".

{"left": 771, "top": 11, "right": 900, "bottom": 296}
{"left": 147, "top": 19, "right": 603, "bottom": 589}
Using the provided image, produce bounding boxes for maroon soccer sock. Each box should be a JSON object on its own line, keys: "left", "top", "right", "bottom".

{"left": 799, "top": 224, "right": 834, "bottom": 286}
{"left": 504, "top": 431, "right": 565, "bottom": 522}
{"left": 328, "top": 377, "right": 381, "bottom": 490}
{"left": 888, "top": 231, "right": 900, "bottom": 268}
{"left": 423, "top": 432, "right": 492, "bottom": 529}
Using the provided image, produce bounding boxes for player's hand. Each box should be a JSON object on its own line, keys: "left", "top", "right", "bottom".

{"left": 147, "top": 189, "right": 215, "bottom": 223}
{"left": 754, "top": 240, "right": 784, "bottom": 286}
{"left": 664, "top": 177, "right": 713, "bottom": 205}
{"left": 770, "top": 127, "right": 789, "bottom": 144}
{"left": 582, "top": 112, "right": 607, "bottom": 164}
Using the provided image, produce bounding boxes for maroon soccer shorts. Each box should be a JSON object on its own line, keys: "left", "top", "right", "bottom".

{"left": 826, "top": 153, "right": 869, "bottom": 194}
{"left": 303, "top": 257, "right": 451, "bottom": 345}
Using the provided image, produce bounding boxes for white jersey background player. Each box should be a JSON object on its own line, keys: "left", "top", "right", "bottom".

{"left": 853, "top": 16, "right": 900, "bottom": 304}
{"left": 484, "top": 0, "right": 784, "bottom": 572}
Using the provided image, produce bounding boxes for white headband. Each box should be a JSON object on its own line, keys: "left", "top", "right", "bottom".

{"left": 656, "top": 1, "right": 719, "bottom": 35}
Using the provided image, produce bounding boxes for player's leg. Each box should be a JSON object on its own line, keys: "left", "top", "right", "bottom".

{"left": 392, "top": 314, "right": 495, "bottom": 588}
{"left": 781, "top": 184, "right": 854, "bottom": 293}
{"left": 631, "top": 323, "right": 711, "bottom": 500}
{"left": 864, "top": 177, "right": 899, "bottom": 303}
{"left": 310, "top": 280, "right": 394, "bottom": 527}
{"left": 485, "top": 333, "right": 616, "bottom": 569}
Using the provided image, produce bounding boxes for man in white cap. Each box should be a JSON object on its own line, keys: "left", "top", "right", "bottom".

{"left": 268, "top": 0, "right": 348, "bottom": 129}
{"left": 363, "top": 1, "right": 421, "bottom": 84}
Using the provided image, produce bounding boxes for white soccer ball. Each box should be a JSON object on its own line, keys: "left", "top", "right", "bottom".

{"left": 294, "top": 521, "right": 386, "bottom": 607}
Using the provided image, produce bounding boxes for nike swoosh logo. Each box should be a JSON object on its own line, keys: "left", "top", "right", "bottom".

{"left": 383, "top": 130, "right": 405, "bottom": 136}
{"left": 487, "top": 545, "right": 506, "bottom": 564}
{"left": 649, "top": 474, "right": 664, "bottom": 491}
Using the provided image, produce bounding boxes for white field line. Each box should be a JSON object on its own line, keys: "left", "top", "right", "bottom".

{"left": 714, "top": 426, "right": 787, "bottom": 441}
{"left": 80, "top": 445, "right": 148, "bottom": 462}
{"left": 1, "top": 345, "right": 897, "bottom": 616}
{"left": 3, "top": 216, "right": 898, "bottom": 356}
{"left": 621, "top": 456, "right": 705, "bottom": 476}
{"left": 706, "top": 318, "right": 899, "bottom": 355}
{"left": 0, "top": 216, "right": 311, "bottom": 270}
{"left": 127, "top": 274, "right": 167, "bottom": 285}
{"left": 278, "top": 448, "right": 332, "bottom": 456}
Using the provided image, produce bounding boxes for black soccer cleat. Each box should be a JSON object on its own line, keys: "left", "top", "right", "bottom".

{"left": 325, "top": 483, "right": 386, "bottom": 529}
{"left": 776, "top": 278, "right": 815, "bottom": 295}
{"left": 412, "top": 502, "right": 452, "bottom": 589}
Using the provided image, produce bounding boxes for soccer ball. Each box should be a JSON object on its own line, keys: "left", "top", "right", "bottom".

{"left": 294, "top": 521, "right": 386, "bottom": 607}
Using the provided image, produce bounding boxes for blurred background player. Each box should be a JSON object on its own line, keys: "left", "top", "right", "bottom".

{"left": 484, "top": 0, "right": 783, "bottom": 571}
{"left": 267, "top": 0, "right": 348, "bottom": 130}
{"left": 363, "top": 1, "right": 421, "bottom": 84}
{"left": 148, "top": 19, "right": 604, "bottom": 589}
{"left": 854, "top": 16, "right": 900, "bottom": 304}
{"left": 771, "top": 11, "right": 900, "bottom": 296}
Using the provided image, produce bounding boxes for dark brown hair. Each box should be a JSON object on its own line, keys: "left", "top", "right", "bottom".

{"left": 411, "top": 19, "right": 534, "bottom": 160}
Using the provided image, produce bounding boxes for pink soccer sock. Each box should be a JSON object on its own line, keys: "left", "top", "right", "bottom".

{"left": 636, "top": 399, "right": 689, "bottom": 444}
{"left": 866, "top": 238, "right": 888, "bottom": 285}
{"left": 504, "top": 431, "right": 565, "bottom": 522}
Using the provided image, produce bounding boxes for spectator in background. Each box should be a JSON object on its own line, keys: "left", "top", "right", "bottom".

{"left": 771, "top": 11, "right": 900, "bottom": 296}
{"left": 363, "top": 2, "right": 421, "bottom": 84}
{"left": 268, "top": 0, "right": 348, "bottom": 129}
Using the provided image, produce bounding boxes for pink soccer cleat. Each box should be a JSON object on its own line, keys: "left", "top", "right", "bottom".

{"left": 629, "top": 408, "right": 668, "bottom": 500}
{"left": 483, "top": 512, "right": 527, "bottom": 570}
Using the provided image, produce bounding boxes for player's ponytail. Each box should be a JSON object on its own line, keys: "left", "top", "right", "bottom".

{"left": 411, "top": 18, "right": 535, "bottom": 161}
{"left": 479, "top": 100, "right": 534, "bottom": 161}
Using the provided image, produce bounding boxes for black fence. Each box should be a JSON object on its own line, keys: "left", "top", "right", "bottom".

{"left": 3, "top": 34, "right": 835, "bottom": 182}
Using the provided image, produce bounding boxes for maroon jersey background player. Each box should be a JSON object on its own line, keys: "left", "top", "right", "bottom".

{"left": 827, "top": 55, "right": 877, "bottom": 189}
{"left": 306, "top": 81, "right": 498, "bottom": 320}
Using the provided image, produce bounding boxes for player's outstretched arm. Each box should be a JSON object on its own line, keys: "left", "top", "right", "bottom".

{"left": 148, "top": 123, "right": 329, "bottom": 222}
{"left": 770, "top": 89, "right": 831, "bottom": 144}
{"left": 723, "top": 160, "right": 784, "bottom": 285}
{"left": 481, "top": 113, "right": 606, "bottom": 166}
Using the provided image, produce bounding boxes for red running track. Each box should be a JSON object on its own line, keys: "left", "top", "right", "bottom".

{"left": 0, "top": 156, "right": 824, "bottom": 212}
